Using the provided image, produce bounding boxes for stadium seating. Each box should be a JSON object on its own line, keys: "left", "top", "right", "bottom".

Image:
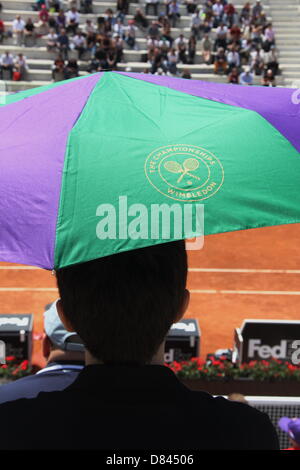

{"left": 0, "top": 0, "right": 298, "bottom": 93}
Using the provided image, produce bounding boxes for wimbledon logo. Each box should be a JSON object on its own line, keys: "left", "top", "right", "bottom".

{"left": 145, "top": 144, "right": 224, "bottom": 202}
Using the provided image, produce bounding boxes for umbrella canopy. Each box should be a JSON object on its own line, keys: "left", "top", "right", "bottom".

{"left": 0, "top": 72, "right": 299, "bottom": 270}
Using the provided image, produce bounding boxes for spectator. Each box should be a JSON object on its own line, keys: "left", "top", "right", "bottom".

{"left": 252, "top": 0, "right": 263, "bottom": 20}
{"left": 250, "top": 46, "right": 264, "bottom": 75}
{"left": 57, "top": 29, "right": 70, "bottom": 60}
{"left": 168, "top": 0, "right": 180, "bottom": 28}
{"left": 177, "top": 43, "right": 188, "bottom": 64}
{"left": 24, "top": 18, "right": 36, "bottom": 41}
{"left": 148, "top": 20, "right": 160, "bottom": 40}
{"left": 264, "top": 45, "right": 278, "bottom": 76}
{"left": 145, "top": 0, "right": 159, "bottom": 17}
{"left": 65, "top": 6, "right": 80, "bottom": 35}
{"left": 188, "top": 35, "right": 196, "bottom": 64}
{"left": 0, "top": 17, "right": 4, "bottom": 43}
{"left": 87, "top": 56, "right": 101, "bottom": 73}
{"left": 261, "top": 67, "right": 276, "bottom": 87}
{"left": 48, "top": 0, "right": 62, "bottom": 12}
{"left": 212, "top": 0, "right": 224, "bottom": 27}
{"left": 52, "top": 54, "right": 65, "bottom": 80}
{"left": 71, "top": 30, "right": 87, "bottom": 59}
{"left": 116, "top": 0, "right": 128, "bottom": 16}
{"left": 229, "top": 24, "right": 241, "bottom": 44}
{"left": 32, "top": 0, "right": 47, "bottom": 11}
{"left": 81, "top": 0, "right": 93, "bottom": 14}
{"left": 226, "top": 45, "right": 240, "bottom": 73}
{"left": 181, "top": 68, "right": 191, "bottom": 79}
{"left": 149, "top": 47, "right": 167, "bottom": 74}
{"left": 113, "top": 18, "right": 125, "bottom": 38}
{"left": 0, "top": 242, "right": 280, "bottom": 450}
{"left": 0, "top": 51, "right": 14, "bottom": 79}
{"left": 185, "top": 0, "right": 197, "bottom": 14}
{"left": 38, "top": 4, "right": 49, "bottom": 23}
{"left": 83, "top": 19, "right": 96, "bottom": 35}
{"left": 46, "top": 28, "right": 58, "bottom": 51}
{"left": 112, "top": 34, "right": 124, "bottom": 63}
{"left": 56, "top": 9, "right": 66, "bottom": 31}
{"left": 278, "top": 417, "right": 300, "bottom": 450}
{"left": 12, "top": 15, "right": 26, "bottom": 46}
{"left": 124, "top": 20, "right": 137, "bottom": 49}
{"left": 214, "top": 47, "right": 227, "bottom": 74}
{"left": 223, "top": 3, "right": 236, "bottom": 28}
{"left": 174, "top": 33, "right": 188, "bottom": 50}
{"left": 14, "top": 54, "right": 28, "bottom": 80}
{"left": 200, "top": 33, "right": 212, "bottom": 64}
{"left": 240, "top": 2, "right": 251, "bottom": 25}
{"left": 64, "top": 57, "right": 79, "bottom": 79}
{"left": 167, "top": 47, "right": 178, "bottom": 74}
{"left": 190, "top": 11, "right": 202, "bottom": 39}
{"left": 263, "top": 23, "right": 275, "bottom": 49}
{"left": 239, "top": 65, "right": 254, "bottom": 85}
{"left": 0, "top": 301, "right": 84, "bottom": 404}
{"left": 214, "top": 22, "right": 228, "bottom": 51}
{"left": 134, "top": 9, "right": 149, "bottom": 31}
{"left": 103, "top": 8, "right": 116, "bottom": 31}
{"left": 239, "top": 38, "right": 252, "bottom": 65}
{"left": 228, "top": 66, "right": 239, "bottom": 84}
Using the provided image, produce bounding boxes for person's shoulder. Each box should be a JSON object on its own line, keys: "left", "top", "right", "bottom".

{"left": 187, "top": 390, "right": 279, "bottom": 449}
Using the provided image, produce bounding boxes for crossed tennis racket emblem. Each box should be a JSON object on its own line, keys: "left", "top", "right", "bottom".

{"left": 164, "top": 158, "right": 201, "bottom": 185}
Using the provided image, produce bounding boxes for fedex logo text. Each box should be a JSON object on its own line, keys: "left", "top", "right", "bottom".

{"left": 248, "top": 339, "right": 300, "bottom": 364}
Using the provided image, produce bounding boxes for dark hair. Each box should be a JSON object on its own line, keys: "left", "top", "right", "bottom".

{"left": 56, "top": 241, "right": 187, "bottom": 364}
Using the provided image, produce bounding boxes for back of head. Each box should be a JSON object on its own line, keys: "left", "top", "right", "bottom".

{"left": 56, "top": 241, "right": 187, "bottom": 365}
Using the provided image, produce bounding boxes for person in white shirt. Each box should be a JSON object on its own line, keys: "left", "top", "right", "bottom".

{"left": 212, "top": 0, "right": 224, "bottom": 26}
{"left": 66, "top": 7, "right": 80, "bottom": 35}
{"left": 226, "top": 46, "right": 240, "bottom": 72}
{"left": 113, "top": 19, "right": 125, "bottom": 38}
{"left": 46, "top": 29, "right": 58, "bottom": 51}
{"left": 12, "top": 15, "right": 26, "bottom": 46}
{"left": 71, "top": 31, "right": 86, "bottom": 59}
{"left": 174, "top": 33, "right": 188, "bottom": 49}
{"left": 83, "top": 19, "right": 96, "bottom": 35}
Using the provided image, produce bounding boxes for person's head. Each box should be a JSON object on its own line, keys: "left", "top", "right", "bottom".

{"left": 56, "top": 241, "right": 189, "bottom": 365}
{"left": 278, "top": 417, "right": 300, "bottom": 448}
{"left": 43, "top": 300, "right": 85, "bottom": 364}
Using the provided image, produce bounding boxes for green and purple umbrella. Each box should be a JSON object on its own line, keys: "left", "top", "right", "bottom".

{"left": 0, "top": 71, "right": 299, "bottom": 270}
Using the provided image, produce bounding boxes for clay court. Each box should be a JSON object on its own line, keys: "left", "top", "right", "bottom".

{"left": 1, "top": 223, "right": 300, "bottom": 368}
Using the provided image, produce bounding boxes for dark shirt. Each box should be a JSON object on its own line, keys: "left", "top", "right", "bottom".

{"left": 0, "top": 361, "right": 83, "bottom": 404}
{"left": 57, "top": 34, "right": 69, "bottom": 46}
{"left": 0, "top": 364, "right": 279, "bottom": 450}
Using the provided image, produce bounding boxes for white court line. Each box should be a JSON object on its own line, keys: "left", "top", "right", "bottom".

{"left": 189, "top": 268, "right": 300, "bottom": 274}
{"left": 190, "top": 289, "right": 300, "bottom": 295}
{"left": 0, "top": 288, "right": 299, "bottom": 295}
{"left": 0, "top": 266, "right": 41, "bottom": 270}
{"left": 0, "top": 288, "right": 57, "bottom": 292}
{"left": 1, "top": 266, "right": 300, "bottom": 274}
